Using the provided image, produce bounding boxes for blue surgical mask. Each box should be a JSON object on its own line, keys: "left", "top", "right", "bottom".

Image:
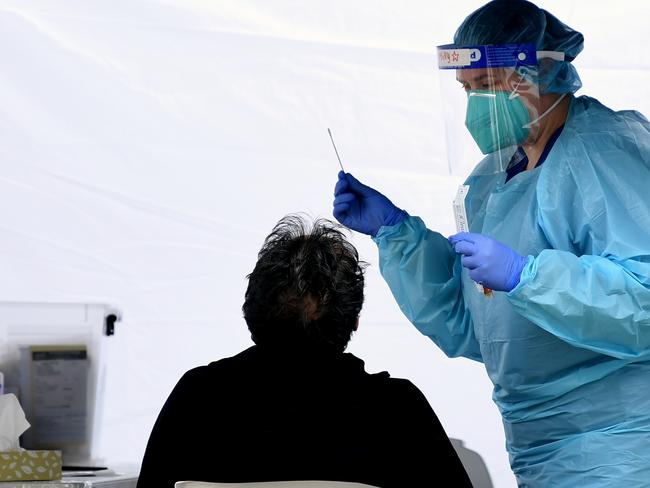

{"left": 465, "top": 90, "right": 531, "bottom": 154}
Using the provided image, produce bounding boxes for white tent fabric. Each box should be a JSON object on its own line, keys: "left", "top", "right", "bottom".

{"left": 1, "top": 1, "right": 649, "bottom": 486}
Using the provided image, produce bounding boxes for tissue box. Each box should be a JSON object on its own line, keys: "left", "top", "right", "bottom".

{"left": 0, "top": 450, "right": 62, "bottom": 481}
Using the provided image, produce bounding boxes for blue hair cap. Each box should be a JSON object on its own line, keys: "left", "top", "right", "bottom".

{"left": 453, "top": 0, "right": 584, "bottom": 94}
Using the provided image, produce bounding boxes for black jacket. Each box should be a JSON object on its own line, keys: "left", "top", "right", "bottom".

{"left": 137, "top": 345, "right": 472, "bottom": 487}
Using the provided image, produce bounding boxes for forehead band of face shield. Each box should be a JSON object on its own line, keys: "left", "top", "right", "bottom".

{"left": 437, "top": 43, "right": 564, "bottom": 71}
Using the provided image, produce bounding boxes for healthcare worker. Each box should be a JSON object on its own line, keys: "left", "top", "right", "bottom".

{"left": 332, "top": 1, "right": 650, "bottom": 486}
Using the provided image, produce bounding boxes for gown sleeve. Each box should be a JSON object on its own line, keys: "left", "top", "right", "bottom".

{"left": 373, "top": 216, "right": 483, "bottom": 361}
{"left": 508, "top": 109, "right": 650, "bottom": 359}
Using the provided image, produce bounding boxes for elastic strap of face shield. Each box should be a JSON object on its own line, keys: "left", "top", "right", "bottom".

{"left": 537, "top": 51, "right": 565, "bottom": 61}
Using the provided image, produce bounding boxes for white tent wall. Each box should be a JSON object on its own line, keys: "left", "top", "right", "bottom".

{"left": 1, "top": 1, "right": 648, "bottom": 486}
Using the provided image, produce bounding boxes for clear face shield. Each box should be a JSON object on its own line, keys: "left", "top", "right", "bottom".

{"left": 437, "top": 44, "right": 560, "bottom": 177}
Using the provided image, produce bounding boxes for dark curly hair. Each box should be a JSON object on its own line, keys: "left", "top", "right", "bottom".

{"left": 243, "top": 214, "right": 367, "bottom": 353}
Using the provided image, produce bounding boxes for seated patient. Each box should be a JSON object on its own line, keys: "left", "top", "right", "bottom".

{"left": 137, "top": 215, "right": 472, "bottom": 488}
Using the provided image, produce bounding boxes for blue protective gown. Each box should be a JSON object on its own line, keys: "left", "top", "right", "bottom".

{"left": 373, "top": 95, "right": 650, "bottom": 487}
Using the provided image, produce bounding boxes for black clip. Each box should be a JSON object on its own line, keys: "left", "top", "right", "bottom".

{"left": 105, "top": 314, "right": 118, "bottom": 336}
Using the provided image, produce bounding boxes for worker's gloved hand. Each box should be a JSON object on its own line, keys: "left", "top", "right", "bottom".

{"left": 448, "top": 232, "right": 528, "bottom": 292}
{"left": 333, "top": 171, "right": 407, "bottom": 237}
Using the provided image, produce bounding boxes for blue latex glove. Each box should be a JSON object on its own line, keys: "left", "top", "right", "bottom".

{"left": 333, "top": 171, "right": 407, "bottom": 237}
{"left": 448, "top": 232, "right": 528, "bottom": 292}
